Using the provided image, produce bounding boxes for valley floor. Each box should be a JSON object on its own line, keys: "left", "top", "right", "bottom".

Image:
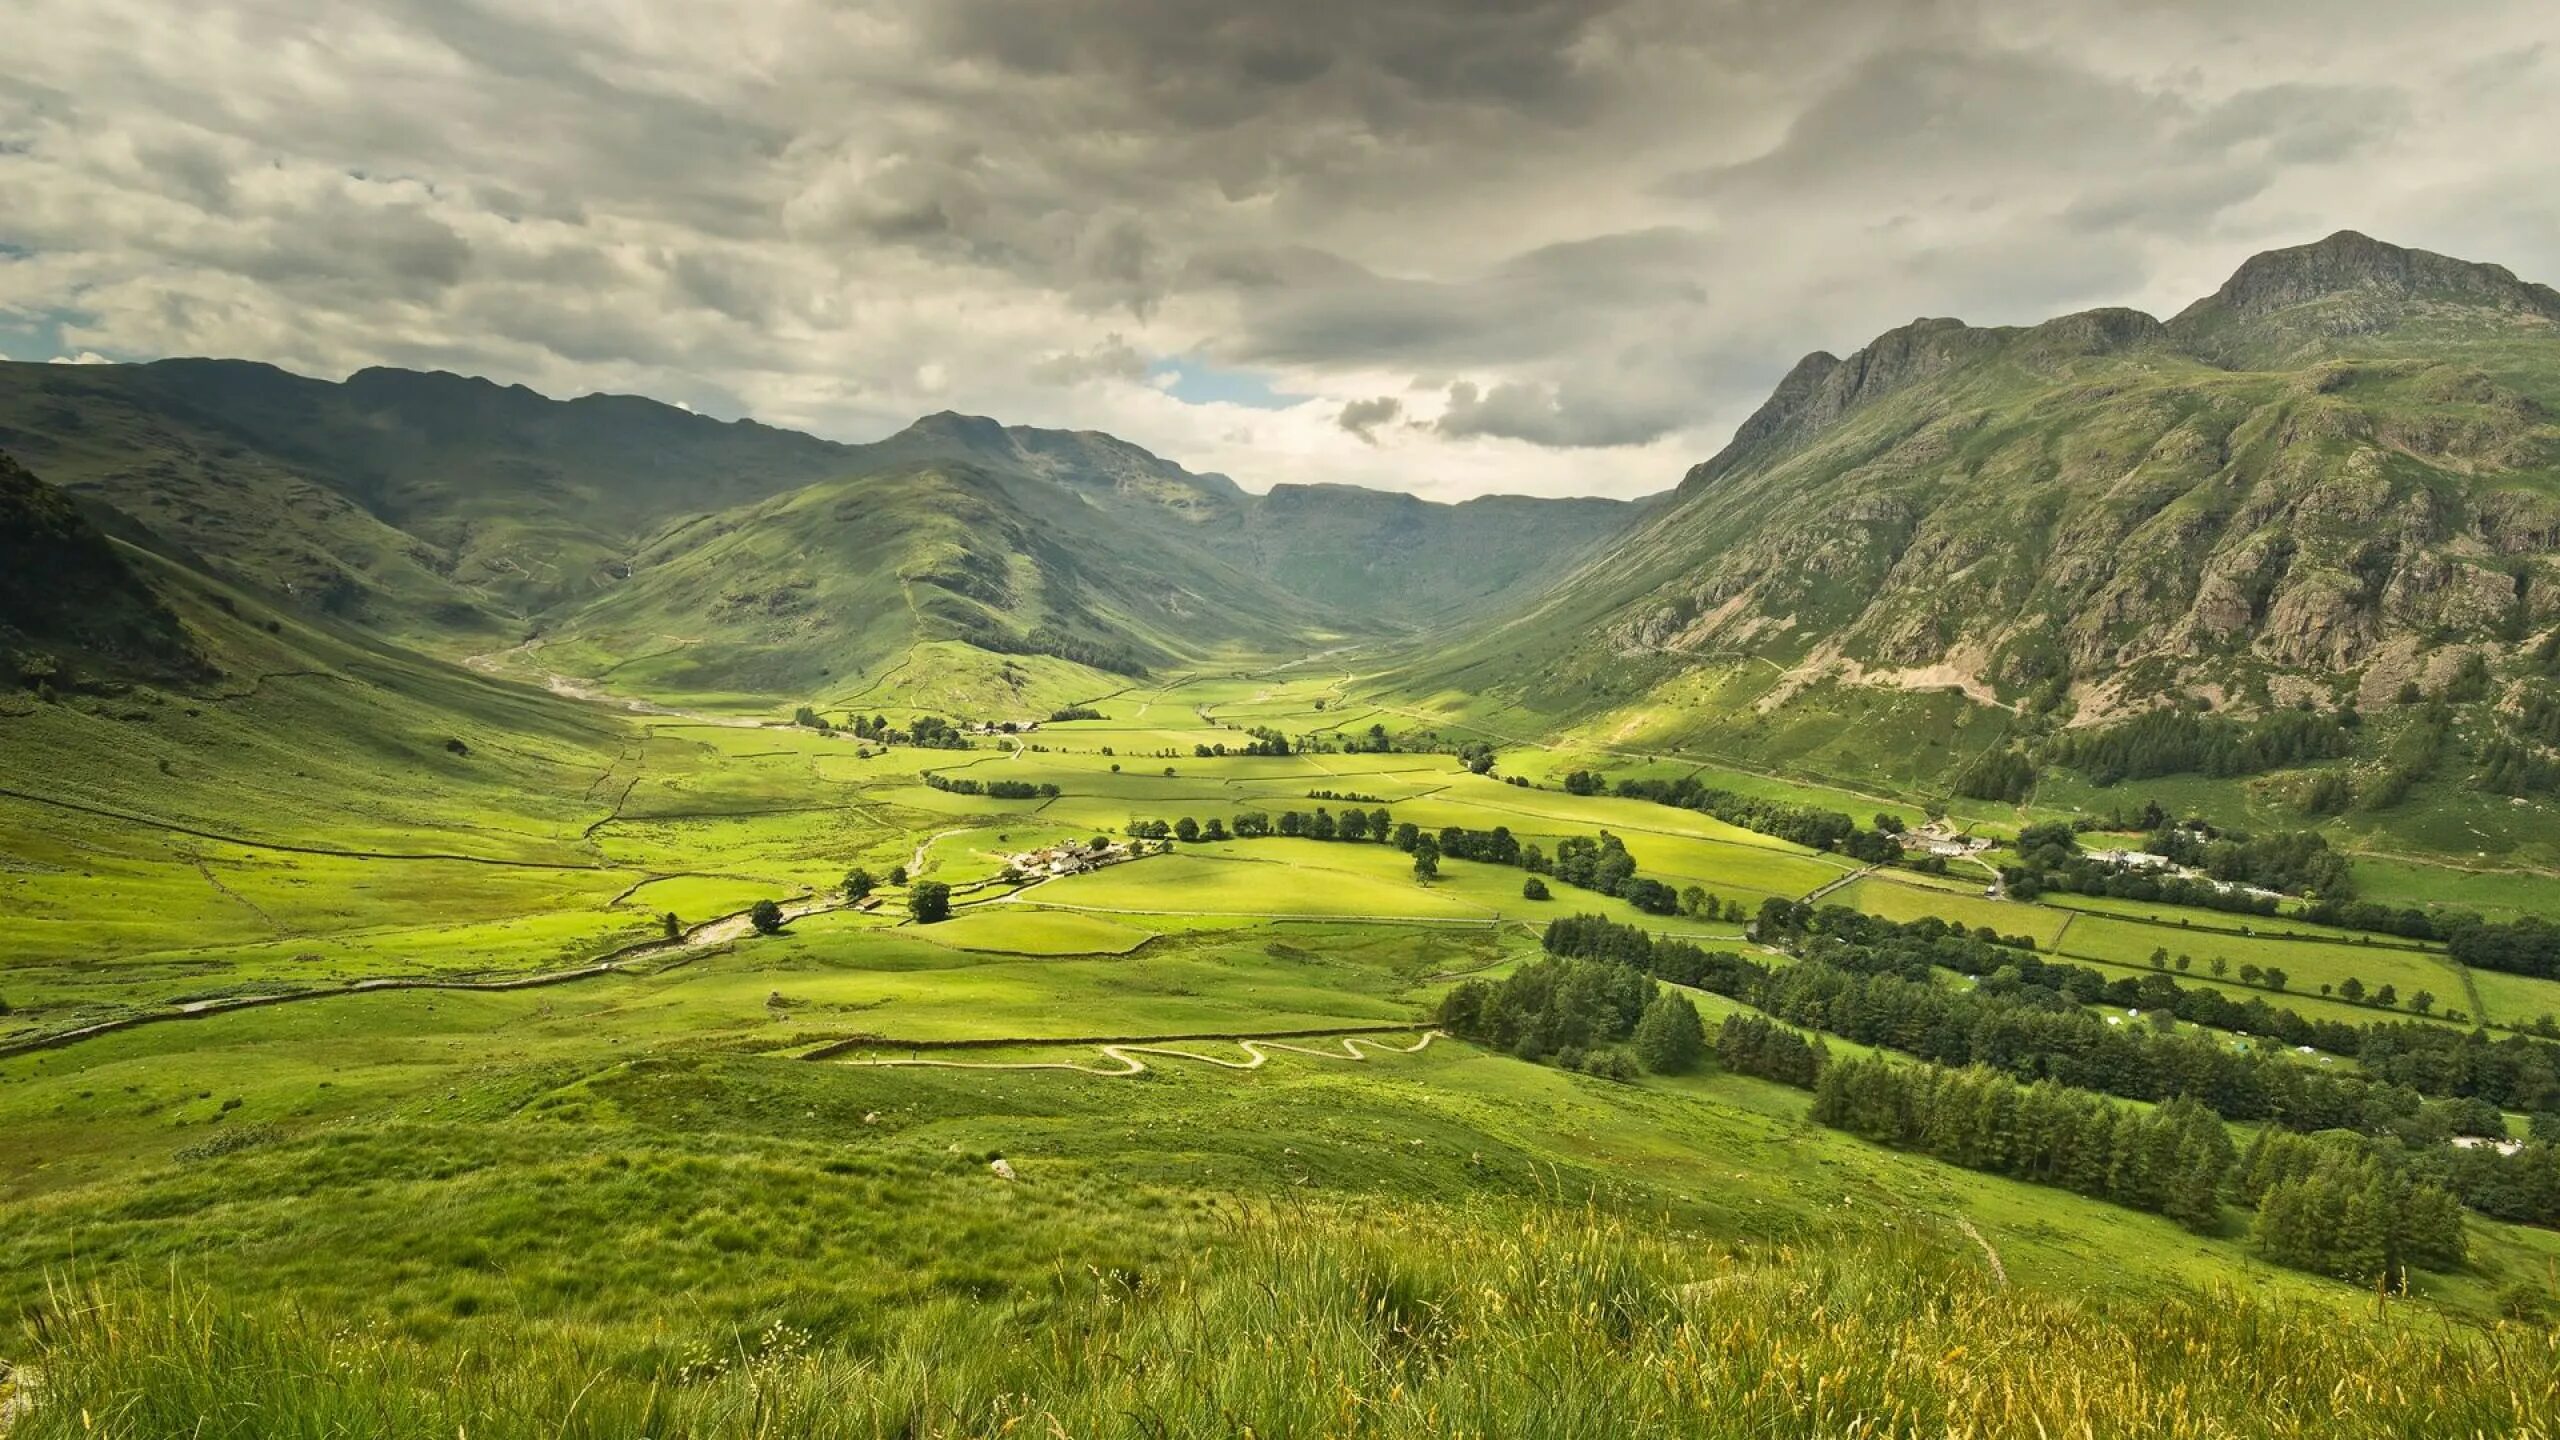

{"left": 9, "top": 624, "right": 2560, "bottom": 1434}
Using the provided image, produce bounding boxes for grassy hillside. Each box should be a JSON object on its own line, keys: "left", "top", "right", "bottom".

{"left": 1402, "top": 233, "right": 2560, "bottom": 725}
{"left": 0, "top": 454, "right": 206, "bottom": 690}
{"left": 533, "top": 460, "right": 1353, "bottom": 698}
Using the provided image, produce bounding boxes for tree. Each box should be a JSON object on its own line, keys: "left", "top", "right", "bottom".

{"left": 1632, "top": 992, "right": 1706, "bottom": 1074}
{"left": 1174, "top": 816, "right": 1201, "bottom": 843}
{"left": 2339, "top": 977, "right": 2365, "bottom": 1003}
{"left": 1523, "top": 876, "right": 1551, "bottom": 901}
{"left": 844, "top": 868, "right": 876, "bottom": 901}
{"left": 911, "top": 880, "right": 952, "bottom": 924}
{"left": 2410, "top": 989, "right": 2436, "bottom": 1015}
{"left": 749, "top": 899, "right": 785, "bottom": 935}
{"left": 662, "top": 911, "right": 682, "bottom": 940}
{"left": 1412, "top": 834, "right": 1441, "bottom": 882}
{"left": 2263, "top": 966, "right": 2288, "bottom": 992}
{"left": 889, "top": 864, "right": 910, "bottom": 886}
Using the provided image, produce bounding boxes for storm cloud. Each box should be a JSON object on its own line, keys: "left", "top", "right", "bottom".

{"left": 1, "top": 0, "right": 2554, "bottom": 500}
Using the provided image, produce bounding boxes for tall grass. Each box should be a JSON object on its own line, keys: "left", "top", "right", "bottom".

{"left": 17, "top": 1209, "right": 2558, "bottom": 1438}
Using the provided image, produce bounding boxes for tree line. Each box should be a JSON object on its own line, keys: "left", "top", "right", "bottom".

{"left": 924, "top": 772, "right": 1059, "bottom": 800}
{"left": 2237, "top": 1129, "right": 2468, "bottom": 1286}
{"left": 2050, "top": 705, "right": 2356, "bottom": 786}
{"left": 1550, "top": 905, "right": 2560, "bottom": 1228}
{"left": 1122, "top": 812, "right": 1685, "bottom": 912}
{"left": 1814, "top": 1058, "right": 2236, "bottom": 1232}
{"left": 1567, "top": 772, "right": 1886, "bottom": 855}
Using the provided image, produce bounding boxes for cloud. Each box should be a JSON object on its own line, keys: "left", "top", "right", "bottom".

{"left": 1436, "top": 379, "right": 1677, "bottom": 448}
{"left": 1336, "top": 394, "right": 1401, "bottom": 442}
{"left": 0, "top": 0, "right": 2553, "bottom": 497}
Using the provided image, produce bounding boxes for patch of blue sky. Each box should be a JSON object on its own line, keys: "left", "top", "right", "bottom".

{"left": 1146, "top": 357, "right": 1308, "bottom": 410}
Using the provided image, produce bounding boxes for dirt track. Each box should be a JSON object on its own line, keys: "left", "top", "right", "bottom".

{"left": 831, "top": 1029, "right": 1443, "bottom": 1076}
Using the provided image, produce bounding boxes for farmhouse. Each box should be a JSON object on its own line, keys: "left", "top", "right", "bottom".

{"left": 1008, "top": 839, "right": 1133, "bottom": 878}
{"left": 2089, "top": 848, "right": 2175, "bottom": 870}
{"left": 1900, "top": 820, "right": 1992, "bottom": 858}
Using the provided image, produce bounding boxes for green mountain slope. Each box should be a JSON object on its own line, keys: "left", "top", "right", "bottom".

{"left": 1410, "top": 233, "right": 2560, "bottom": 731}
{"left": 536, "top": 457, "right": 1350, "bottom": 696}
{"left": 0, "top": 453, "right": 207, "bottom": 690}
{"left": 0, "top": 365, "right": 1640, "bottom": 683}
{"left": 0, "top": 360, "right": 861, "bottom": 639}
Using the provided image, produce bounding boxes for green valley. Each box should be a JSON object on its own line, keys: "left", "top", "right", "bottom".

{"left": 10, "top": 231, "right": 2560, "bottom": 1437}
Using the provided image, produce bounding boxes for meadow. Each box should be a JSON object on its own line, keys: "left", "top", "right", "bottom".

{"left": 11, "top": 616, "right": 2560, "bottom": 1433}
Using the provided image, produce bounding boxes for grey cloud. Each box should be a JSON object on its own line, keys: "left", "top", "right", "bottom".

{"left": 1437, "top": 378, "right": 1679, "bottom": 448}
{"left": 1224, "top": 227, "right": 1718, "bottom": 370}
{"left": 1337, "top": 395, "right": 1401, "bottom": 442}
{"left": 1029, "top": 336, "right": 1148, "bottom": 386}
{"left": 3, "top": 0, "right": 2556, "bottom": 494}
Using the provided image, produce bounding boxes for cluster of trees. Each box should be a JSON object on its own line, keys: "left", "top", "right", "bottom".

{"left": 2478, "top": 736, "right": 2560, "bottom": 797}
{"left": 1195, "top": 726, "right": 1292, "bottom": 758}
{"left": 1435, "top": 955, "right": 1703, "bottom": 1078}
{"left": 2446, "top": 916, "right": 2560, "bottom": 980}
{"left": 1047, "top": 705, "right": 1104, "bottom": 722}
{"left": 813, "top": 711, "right": 951, "bottom": 745}
{"left": 2051, "top": 705, "right": 2355, "bottom": 786}
{"left": 923, "top": 772, "right": 1059, "bottom": 800}
{"left": 910, "top": 881, "right": 952, "bottom": 924}
{"left": 1952, "top": 746, "right": 2038, "bottom": 803}
{"left": 1592, "top": 774, "right": 1866, "bottom": 852}
{"left": 2145, "top": 824, "right": 2353, "bottom": 897}
{"left": 2003, "top": 820, "right": 2349, "bottom": 908}
{"left": 1676, "top": 887, "right": 1751, "bottom": 924}
{"left": 1813, "top": 1059, "right": 2236, "bottom": 1231}
{"left": 1131, "top": 806, "right": 1396, "bottom": 845}
{"left": 2237, "top": 1131, "right": 2466, "bottom": 1286}
{"left": 1715, "top": 1013, "right": 1825, "bottom": 1087}
{"left": 1125, "top": 811, "right": 1681, "bottom": 909}
{"left": 1542, "top": 912, "right": 1774, "bottom": 994}
{"left": 1749, "top": 899, "right": 2043, "bottom": 955}
{"left": 1540, "top": 833, "right": 1679, "bottom": 914}
{"left": 980, "top": 623, "right": 1148, "bottom": 677}
{"left": 1306, "top": 788, "right": 1384, "bottom": 804}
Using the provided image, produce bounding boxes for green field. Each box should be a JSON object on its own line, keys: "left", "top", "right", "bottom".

{"left": 11, "top": 559, "right": 2560, "bottom": 1434}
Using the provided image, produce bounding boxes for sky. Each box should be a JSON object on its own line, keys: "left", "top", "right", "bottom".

{"left": 2, "top": 1, "right": 2555, "bottom": 501}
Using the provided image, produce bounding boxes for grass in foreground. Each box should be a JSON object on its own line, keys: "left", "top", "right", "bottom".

{"left": 18, "top": 1208, "right": 2557, "bottom": 1440}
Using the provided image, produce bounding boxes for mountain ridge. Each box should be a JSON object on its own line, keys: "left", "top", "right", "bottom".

{"left": 1411, "top": 230, "right": 2560, "bottom": 763}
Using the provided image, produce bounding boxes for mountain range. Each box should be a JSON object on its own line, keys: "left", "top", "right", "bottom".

{"left": 5, "top": 231, "right": 2557, "bottom": 741}
{"left": 0, "top": 360, "right": 1640, "bottom": 694}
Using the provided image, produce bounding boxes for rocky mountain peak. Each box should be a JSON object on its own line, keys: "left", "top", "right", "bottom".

{"left": 2183, "top": 230, "right": 2560, "bottom": 322}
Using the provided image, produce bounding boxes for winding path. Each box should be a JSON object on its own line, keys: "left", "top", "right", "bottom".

{"left": 0, "top": 889, "right": 848, "bottom": 1062}
{"left": 823, "top": 1028, "right": 1443, "bottom": 1075}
